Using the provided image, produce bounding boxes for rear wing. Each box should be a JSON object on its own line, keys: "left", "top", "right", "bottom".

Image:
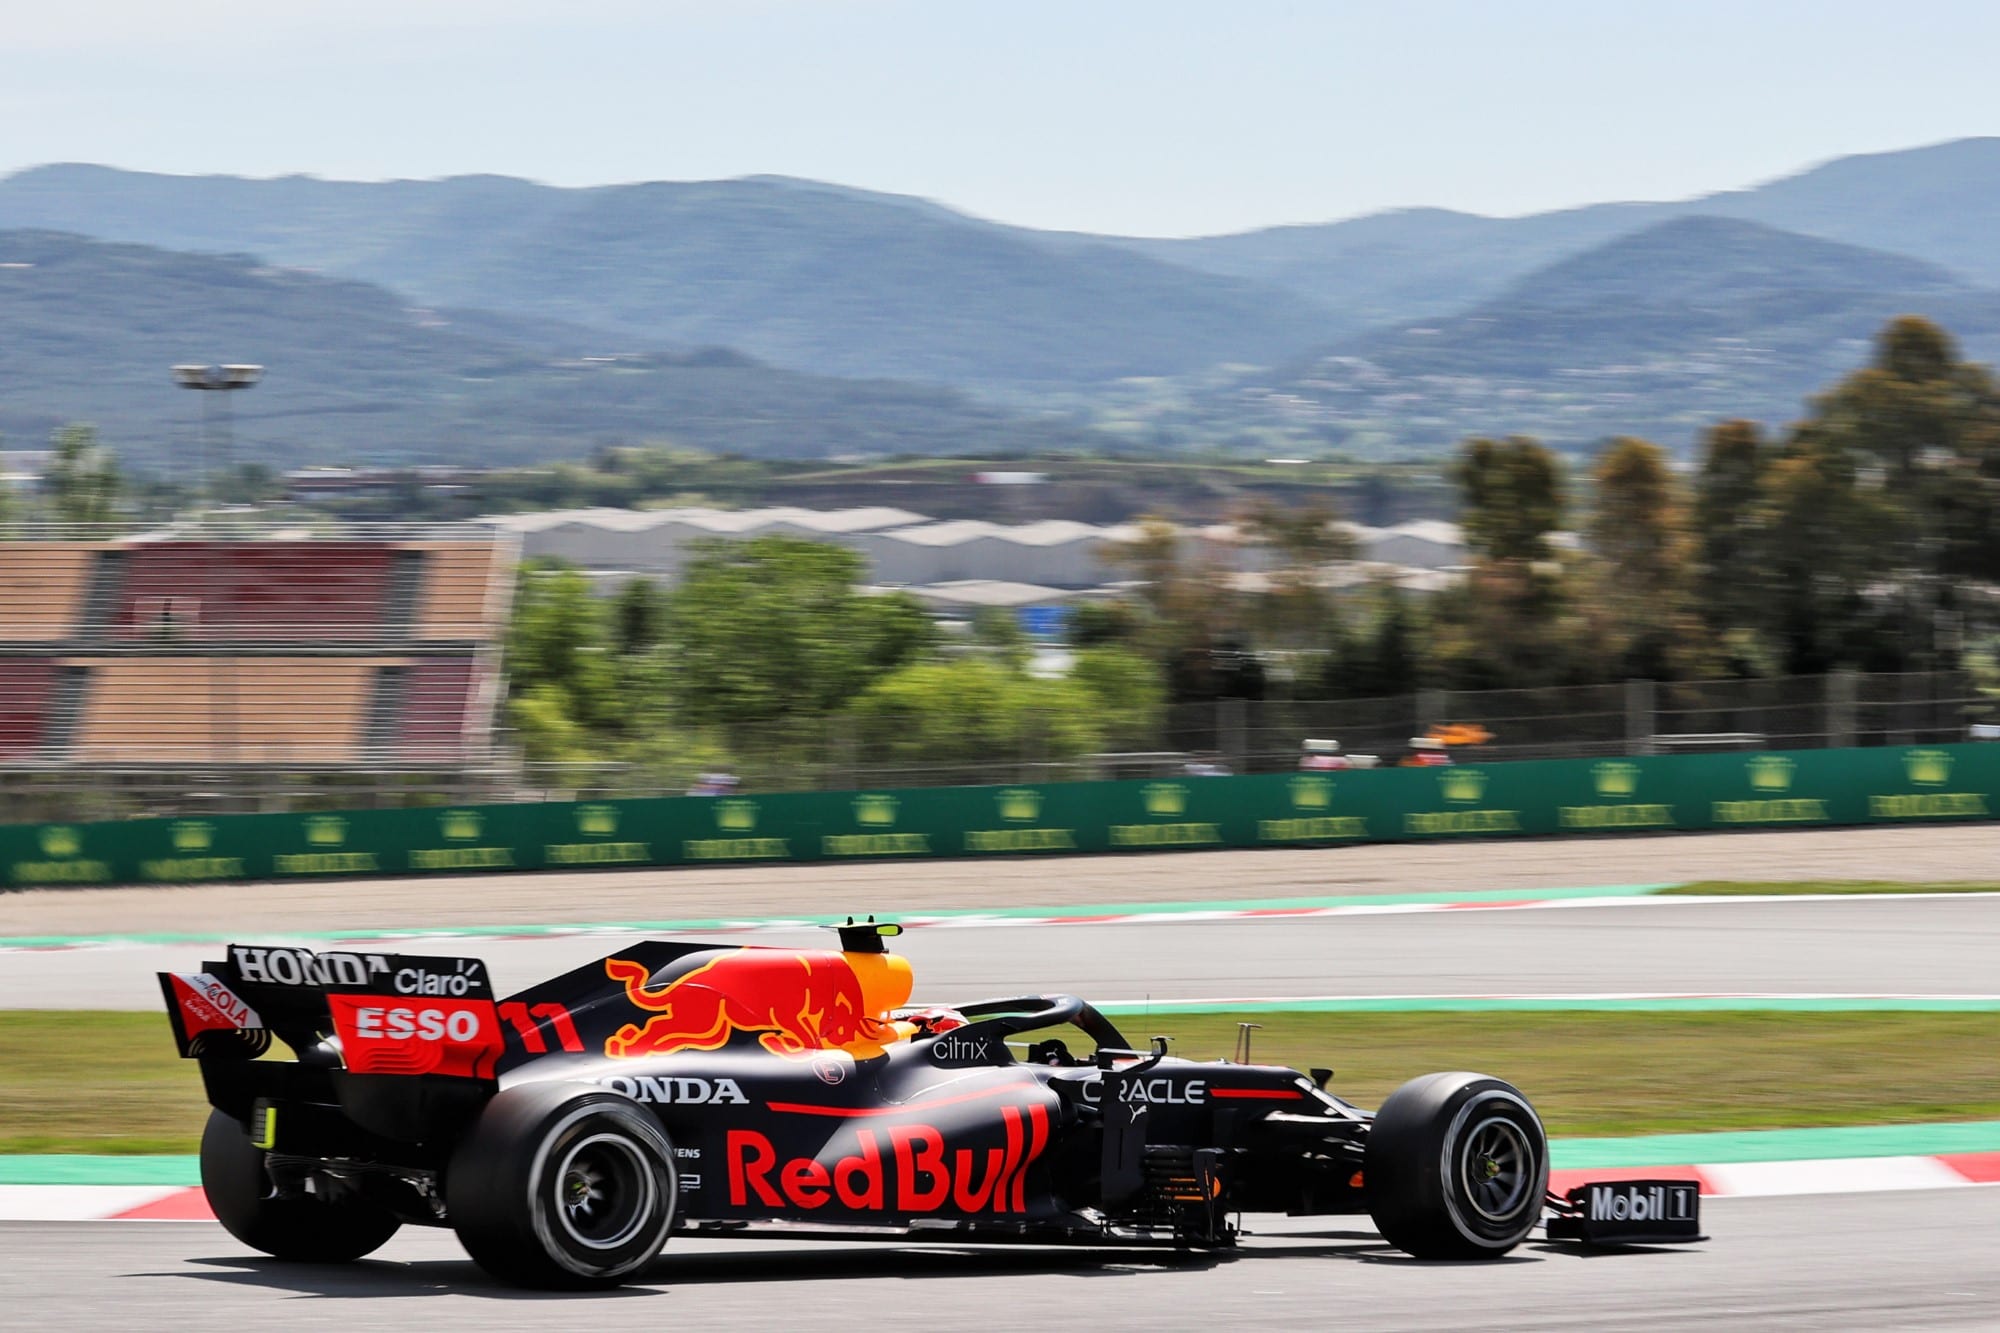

{"left": 160, "top": 944, "right": 504, "bottom": 1080}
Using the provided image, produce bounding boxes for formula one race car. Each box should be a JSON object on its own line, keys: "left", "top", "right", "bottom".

{"left": 159, "top": 921, "right": 1701, "bottom": 1288}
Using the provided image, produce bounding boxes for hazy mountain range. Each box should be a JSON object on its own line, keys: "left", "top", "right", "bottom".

{"left": 1127, "top": 137, "right": 2000, "bottom": 328}
{"left": 3, "top": 138, "right": 2000, "bottom": 467}
{"left": 0, "top": 231, "right": 1107, "bottom": 467}
{"left": 1255, "top": 216, "right": 2000, "bottom": 452}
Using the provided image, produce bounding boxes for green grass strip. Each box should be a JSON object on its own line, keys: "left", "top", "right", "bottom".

{"left": 1659, "top": 880, "right": 2000, "bottom": 896}
{"left": 11, "top": 1008, "right": 2000, "bottom": 1154}
{"left": 1118, "top": 1010, "right": 2000, "bottom": 1139}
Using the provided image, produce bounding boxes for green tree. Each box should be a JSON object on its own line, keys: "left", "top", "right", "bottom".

{"left": 971, "top": 606, "right": 1032, "bottom": 672}
{"left": 850, "top": 657, "right": 1100, "bottom": 769}
{"left": 1069, "top": 599, "right": 1148, "bottom": 648}
{"left": 1360, "top": 583, "right": 1421, "bottom": 696}
{"left": 664, "top": 536, "right": 933, "bottom": 728}
{"left": 1427, "top": 560, "right": 1586, "bottom": 689}
{"left": 853, "top": 588, "right": 937, "bottom": 676}
{"left": 1451, "top": 436, "right": 1566, "bottom": 562}
{"left": 46, "top": 424, "right": 122, "bottom": 524}
{"left": 1319, "top": 581, "right": 1423, "bottom": 698}
{"left": 1067, "top": 645, "right": 1167, "bottom": 749}
{"left": 1587, "top": 436, "right": 1697, "bottom": 678}
{"left": 1691, "top": 419, "right": 1770, "bottom": 665}
{"left": 1758, "top": 432, "right": 1895, "bottom": 674}
{"left": 1103, "top": 513, "right": 1246, "bottom": 703}
{"left": 1240, "top": 498, "right": 1355, "bottom": 654}
{"left": 1435, "top": 435, "right": 1579, "bottom": 687}
{"left": 1818, "top": 317, "right": 1969, "bottom": 482}
{"left": 1313, "top": 608, "right": 1361, "bottom": 698}
{"left": 1934, "top": 411, "right": 2000, "bottom": 588}
{"left": 504, "top": 562, "right": 620, "bottom": 737}
{"left": 1783, "top": 316, "right": 2000, "bottom": 668}
{"left": 506, "top": 682, "right": 600, "bottom": 767}
{"left": 609, "top": 577, "right": 667, "bottom": 656}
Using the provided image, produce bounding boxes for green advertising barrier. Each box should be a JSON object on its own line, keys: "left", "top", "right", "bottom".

{"left": 2, "top": 743, "right": 1996, "bottom": 890}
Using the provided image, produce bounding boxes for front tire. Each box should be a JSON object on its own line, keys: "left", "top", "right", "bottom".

{"left": 199, "top": 1108, "right": 401, "bottom": 1262}
{"left": 1364, "top": 1071, "right": 1548, "bottom": 1259}
{"left": 446, "top": 1084, "right": 677, "bottom": 1289}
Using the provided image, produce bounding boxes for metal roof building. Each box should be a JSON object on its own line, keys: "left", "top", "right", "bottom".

{"left": 483, "top": 506, "right": 928, "bottom": 579}
{"left": 855, "top": 519, "right": 1115, "bottom": 588}
{"left": 480, "top": 506, "right": 1462, "bottom": 599}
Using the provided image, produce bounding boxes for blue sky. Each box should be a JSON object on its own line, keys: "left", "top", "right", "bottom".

{"left": 5, "top": 1, "right": 1997, "bottom": 236}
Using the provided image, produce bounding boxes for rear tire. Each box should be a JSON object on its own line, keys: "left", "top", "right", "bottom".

{"left": 1364, "top": 1071, "right": 1548, "bottom": 1259}
{"left": 199, "top": 1108, "right": 401, "bottom": 1262}
{"left": 446, "top": 1084, "right": 677, "bottom": 1290}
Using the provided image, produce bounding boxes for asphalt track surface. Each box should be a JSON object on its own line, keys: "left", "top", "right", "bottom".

{"left": 4, "top": 822, "right": 1995, "bottom": 937}
{"left": 7, "top": 892, "right": 1999, "bottom": 1009}
{"left": 8, "top": 1190, "right": 2000, "bottom": 1331}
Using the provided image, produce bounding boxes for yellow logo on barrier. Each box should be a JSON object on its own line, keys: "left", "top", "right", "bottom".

{"left": 1408, "top": 768, "right": 1520, "bottom": 835}
{"left": 1746, "top": 755, "right": 1794, "bottom": 792}
{"left": 1866, "top": 748, "right": 1985, "bottom": 821}
{"left": 1715, "top": 754, "right": 1825, "bottom": 824}
{"left": 276, "top": 814, "right": 375, "bottom": 874}
{"left": 1260, "top": 775, "right": 1363, "bottom": 843}
{"left": 440, "top": 810, "right": 482, "bottom": 842}
{"left": 170, "top": 821, "right": 213, "bottom": 853}
{"left": 13, "top": 825, "right": 108, "bottom": 883}
{"left": 548, "top": 804, "right": 648, "bottom": 866}
{"left": 715, "top": 799, "right": 758, "bottom": 832}
{"left": 1439, "top": 768, "right": 1487, "bottom": 804}
{"left": 305, "top": 815, "right": 346, "bottom": 846}
{"left": 140, "top": 816, "right": 240, "bottom": 880}
{"left": 853, "top": 794, "right": 898, "bottom": 827}
{"left": 998, "top": 788, "right": 1042, "bottom": 823}
{"left": 1560, "top": 761, "right": 1670, "bottom": 831}
{"left": 1904, "top": 749, "right": 1952, "bottom": 786}
{"left": 1289, "top": 775, "right": 1333, "bottom": 809}
{"left": 1592, "top": 761, "right": 1640, "bottom": 798}
{"left": 1143, "top": 782, "right": 1188, "bottom": 817}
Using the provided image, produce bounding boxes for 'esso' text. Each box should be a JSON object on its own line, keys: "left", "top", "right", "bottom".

{"left": 351, "top": 1005, "right": 484, "bottom": 1043}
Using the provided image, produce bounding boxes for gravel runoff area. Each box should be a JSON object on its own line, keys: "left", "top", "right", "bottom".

{"left": 1, "top": 823, "right": 1995, "bottom": 938}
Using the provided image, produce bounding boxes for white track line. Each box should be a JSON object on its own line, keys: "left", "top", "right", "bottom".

{"left": 5, "top": 889, "right": 1995, "bottom": 956}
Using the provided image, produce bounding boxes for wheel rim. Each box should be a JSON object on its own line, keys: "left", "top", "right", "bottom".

{"left": 1456, "top": 1114, "right": 1533, "bottom": 1224}
{"left": 552, "top": 1133, "right": 655, "bottom": 1251}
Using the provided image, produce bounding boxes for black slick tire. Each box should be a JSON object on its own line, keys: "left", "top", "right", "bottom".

{"left": 1364, "top": 1071, "right": 1548, "bottom": 1259}
{"left": 199, "top": 1107, "right": 401, "bottom": 1262}
{"left": 445, "top": 1083, "right": 677, "bottom": 1290}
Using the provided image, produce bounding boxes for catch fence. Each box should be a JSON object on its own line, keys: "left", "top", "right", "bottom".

{"left": 7, "top": 670, "right": 1983, "bottom": 822}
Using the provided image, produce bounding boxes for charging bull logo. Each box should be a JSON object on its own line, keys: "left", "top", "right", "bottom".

{"left": 603, "top": 949, "right": 913, "bottom": 1060}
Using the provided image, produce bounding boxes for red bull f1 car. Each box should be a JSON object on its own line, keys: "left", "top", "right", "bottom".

{"left": 159, "top": 921, "right": 1700, "bottom": 1288}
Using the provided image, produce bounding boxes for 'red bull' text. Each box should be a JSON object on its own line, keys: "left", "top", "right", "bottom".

{"left": 727, "top": 1103, "right": 1050, "bottom": 1215}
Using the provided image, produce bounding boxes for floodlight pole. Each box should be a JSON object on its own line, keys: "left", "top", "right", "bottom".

{"left": 173, "top": 364, "right": 261, "bottom": 520}
{"left": 172, "top": 364, "right": 262, "bottom": 784}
